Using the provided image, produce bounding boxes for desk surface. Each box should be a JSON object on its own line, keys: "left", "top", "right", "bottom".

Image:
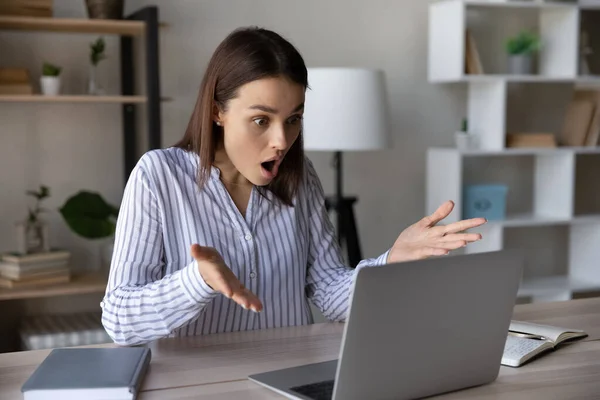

{"left": 1, "top": 297, "right": 599, "bottom": 400}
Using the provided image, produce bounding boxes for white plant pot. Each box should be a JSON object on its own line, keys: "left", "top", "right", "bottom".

{"left": 455, "top": 131, "right": 478, "bottom": 151}
{"left": 40, "top": 76, "right": 61, "bottom": 96}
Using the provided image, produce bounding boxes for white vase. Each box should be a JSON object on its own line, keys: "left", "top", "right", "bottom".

{"left": 88, "top": 64, "right": 106, "bottom": 95}
{"left": 508, "top": 54, "right": 534, "bottom": 75}
{"left": 40, "top": 76, "right": 61, "bottom": 96}
{"left": 455, "top": 131, "right": 478, "bottom": 151}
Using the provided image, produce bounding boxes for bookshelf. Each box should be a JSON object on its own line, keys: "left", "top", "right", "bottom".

{"left": 0, "top": 15, "right": 145, "bottom": 35}
{"left": 427, "top": 0, "right": 600, "bottom": 303}
{"left": 0, "top": 273, "right": 106, "bottom": 301}
{"left": 0, "top": 95, "right": 148, "bottom": 103}
{"left": 0, "top": 7, "right": 165, "bottom": 352}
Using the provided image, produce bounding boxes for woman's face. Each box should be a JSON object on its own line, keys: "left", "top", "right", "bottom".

{"left": 216, "top": 76, "right": 305, "bottom": 186}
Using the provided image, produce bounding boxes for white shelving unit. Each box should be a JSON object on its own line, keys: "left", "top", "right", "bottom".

{"left": 427, "top": 0, "right": 600, "bottom": 303}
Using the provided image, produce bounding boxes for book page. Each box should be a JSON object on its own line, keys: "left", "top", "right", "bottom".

{"left": 509, "top": 321, "right": 586, "bottom": 344}
{"left": 502, "top": 336, "right": 550, "bottom": 368}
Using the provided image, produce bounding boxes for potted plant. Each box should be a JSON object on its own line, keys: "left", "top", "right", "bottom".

{"left": 59, "top": 191, "right": 119, "bottom": 271}
{"left": 506, "top": 30, "right": 541, "bottom": 75}
{"left": 40, "top": 62, "right": 62, "bottom": 96}
{"left": 85, "top": 0, "right": 124, "bottom": 19}
{"left": 15, "top": 185, "right": 51, "bottom": 254}
{"left": 454, "top": 118, "right": 478, "bottom": 151}
{"left": 88, "top": 37, "right": 107, "bottom": 95}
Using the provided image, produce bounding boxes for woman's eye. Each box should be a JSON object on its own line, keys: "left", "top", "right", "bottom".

{"left": 288, "top": 115, "right": 303, "bottom": 125}
{"left": 253, "top": 118, "right": 268, "bottom": 126}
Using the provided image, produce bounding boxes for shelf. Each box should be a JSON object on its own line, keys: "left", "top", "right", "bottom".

{"left": 485, "top": 213, "right": 600, "bottom": 228}
{"left": 0, "top": 273, "right": 107, "bottom": 301}
{"left": 579, "top": 1, "right": 600, "bottom": 10}
{"left": 0, "top": 15, "right": 144, "bottom": 36}
{"left": 518, "top": 275, "right": 600, "bottom": 301}
{"left": 433, "top": 75, "right": 600, "bottom": 84}
{"left": 0, "top": 95, "right": 148, "bottom": 103}
{"left": 430, "top": 146, "right": 600, "bottom": 156}
{"left": 463, "top": 0, "right": 578, "bottom": 9}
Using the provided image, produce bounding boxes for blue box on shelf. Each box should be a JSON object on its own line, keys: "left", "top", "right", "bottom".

{"left": 462, "top": 184, "right": 508, "bottom": 221}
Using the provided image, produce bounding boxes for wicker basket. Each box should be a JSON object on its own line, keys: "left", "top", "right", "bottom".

{"left": 85, "top": 0, "right": 123, "bottom": 20}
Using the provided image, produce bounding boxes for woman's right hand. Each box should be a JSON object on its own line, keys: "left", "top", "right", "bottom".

{"left": 191, "top": 244, "right": 263, "bottom": 313}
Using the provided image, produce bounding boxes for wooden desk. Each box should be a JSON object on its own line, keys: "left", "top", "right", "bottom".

{"left": 1, "top": 297, "right": 599, "bottom": 400}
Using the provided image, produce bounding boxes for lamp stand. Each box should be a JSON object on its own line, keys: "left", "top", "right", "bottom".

{"left": 325, "top": 151, "right": 363, "bottom": 268}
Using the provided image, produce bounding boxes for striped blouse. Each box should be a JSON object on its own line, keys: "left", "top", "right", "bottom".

{"left": 100, "top": 147, "right": 389, "bottom": 346}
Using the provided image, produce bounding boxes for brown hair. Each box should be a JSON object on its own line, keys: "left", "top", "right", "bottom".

{"left": 174, "top": 27, "right": 308, "bottom": 206}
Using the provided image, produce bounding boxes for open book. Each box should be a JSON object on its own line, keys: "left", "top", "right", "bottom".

{"left": 502, "top": 321, "right": 588, "bottom": 367}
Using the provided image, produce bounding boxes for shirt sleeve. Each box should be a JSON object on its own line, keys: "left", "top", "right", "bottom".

{"left": 100, "top": 155, "right": 218, "bottom": 346}
{"left": 304, "top": 159, "right": 390, "bottom": 322}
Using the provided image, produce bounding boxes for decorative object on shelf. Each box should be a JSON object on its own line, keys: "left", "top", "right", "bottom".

{"left": 560, "top": 89, "right": 600, "bottom": 147}
{"left": 454, "top": 118, "right": 479, "bottom": 150}
{"left": 463, "top": 184, "right": 508, "bottom": 221}
{"left": 59, "top": 191, "right": 119, "bottom": 272}
{"left": 15, "top": 185, "right": 51, "bottom": 255}
{"left": 0, "top": 68, "right": 33, "bottom": 95}
{"left": 505, "top": 30, "right": 541, "bottom": 75}
{"left": 88, "top": 37, "right": 106, "bottom": 95}
{"left": 303, "top": 68, "right": 390, "bottom": 268}
{"left": 40, "top": 62, "right": 61, "bottom": 96}
{"left": 465, "top": 30, "right": 483, "bottom": 75}
{"left": 19, "top": 312, "right": 111, "bottom": 350}
{"left": 0, "top": 0, "right": 52, "bottom": 17}
{"left": 579, "top": 31, "right": 594, "bottom": 76}
{"left": 506, "top": 133, "right": 557, "bottom": 148}
{"left": 85, "top": 0, "right": 124, "bottom": 20}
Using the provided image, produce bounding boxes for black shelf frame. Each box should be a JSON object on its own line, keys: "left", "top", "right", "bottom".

{"left": 121, "top": 6, "right": 162, "bottom": 184}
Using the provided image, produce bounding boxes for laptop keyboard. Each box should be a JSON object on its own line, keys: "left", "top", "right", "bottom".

{"left": 290, "top": 379, "right": 335, "bottom": 400}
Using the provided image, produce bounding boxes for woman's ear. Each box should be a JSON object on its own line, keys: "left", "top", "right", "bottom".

{"left": 213, "top": 103, "right": 223, "bottom": 127}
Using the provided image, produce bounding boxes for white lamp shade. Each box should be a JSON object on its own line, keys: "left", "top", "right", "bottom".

{"left": 303, "top": 68, "right": 391, "bottom": 151}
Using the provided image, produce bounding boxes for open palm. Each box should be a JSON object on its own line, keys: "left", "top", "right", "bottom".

{"left": 388, "top": 200, "right": 486, "bottom": 263}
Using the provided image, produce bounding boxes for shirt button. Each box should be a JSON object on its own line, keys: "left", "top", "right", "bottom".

{"left": 250, "top": 271, "right": 257, "bottom": 279}
{"left": 244, "top": 233, "right": 252, "bottom": 241}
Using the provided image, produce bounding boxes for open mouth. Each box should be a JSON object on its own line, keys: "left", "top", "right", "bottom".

{"left": 260, "top": 157, "right": 281, "bottom": 179}
{"left": 261, "top": 160, "right": 276, "bottom": 173}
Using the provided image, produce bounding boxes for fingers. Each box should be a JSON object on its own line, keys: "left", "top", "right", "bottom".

{"left": 439, "top": 233, "right": 482, "bottom": 243}
{"left": 443, "top": 217, "right": 487, "bottom": 235}
{"left": 231, "top": 286, "right": 263, "bottom": 312}
{"left": 418, "top": 247, "right": 449, "bottom": 258}
{"left": 432, "top": 240, "right": 467, "bottom": 250}
{"left": 420, "top": 200, "right": 454, "bottom": 227}
{"left": 191, "top": 244, "right": 222, "bottom": 262}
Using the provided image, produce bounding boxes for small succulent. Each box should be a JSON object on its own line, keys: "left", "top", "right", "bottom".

{"left": 42, "top": 62, "right": 61, "bottom": 77}
{"left": 90, "top": 37, "right": 107, "bottom": 66}
{"left": 506, "top": 31, "right": 541, "bottom": 56}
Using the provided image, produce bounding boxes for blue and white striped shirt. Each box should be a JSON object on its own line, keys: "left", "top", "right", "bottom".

{"left": 100, "top": 147, "right": 389, "bottom": 346}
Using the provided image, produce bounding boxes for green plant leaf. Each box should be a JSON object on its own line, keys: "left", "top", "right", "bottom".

{"left": 90, "top": 37, "right": 107, "bottom": 66}
{"left": 59, "top": 191, "right": 119, "bottom": 239}
{"left": 506, "top": 31, "right": 541, "bottom": 55}
{"left": 42, "top": 62, "right": 61, "bottom": 77}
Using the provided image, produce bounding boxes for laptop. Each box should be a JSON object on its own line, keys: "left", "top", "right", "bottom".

{"left": 248, "top": 250, "right": 524, "bottom": 400}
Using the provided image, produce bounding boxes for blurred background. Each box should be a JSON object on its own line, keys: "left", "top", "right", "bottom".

{"left": 0, "top": 0, "right": 599, "bottom": 353}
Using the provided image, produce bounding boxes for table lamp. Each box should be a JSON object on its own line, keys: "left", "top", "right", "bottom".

{"left": 303, "top": 68, "right": 391, "bottom": 267}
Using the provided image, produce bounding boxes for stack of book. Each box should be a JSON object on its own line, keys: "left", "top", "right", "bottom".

{"left": 0, "top": 250, "right": 71, "bottom": 289}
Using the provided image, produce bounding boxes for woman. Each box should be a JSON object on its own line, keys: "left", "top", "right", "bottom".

{"left": 101, "top": 27, "right": 485, "bottom": 346}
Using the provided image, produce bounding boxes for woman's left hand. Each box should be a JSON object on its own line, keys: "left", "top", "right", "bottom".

{"left": 387, "top": 200, "right": 486, "bottom": 263}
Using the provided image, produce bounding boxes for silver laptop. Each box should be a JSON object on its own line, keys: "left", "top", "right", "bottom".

{"left": 248, "top": 250, "right": 524, "bottom": 400}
